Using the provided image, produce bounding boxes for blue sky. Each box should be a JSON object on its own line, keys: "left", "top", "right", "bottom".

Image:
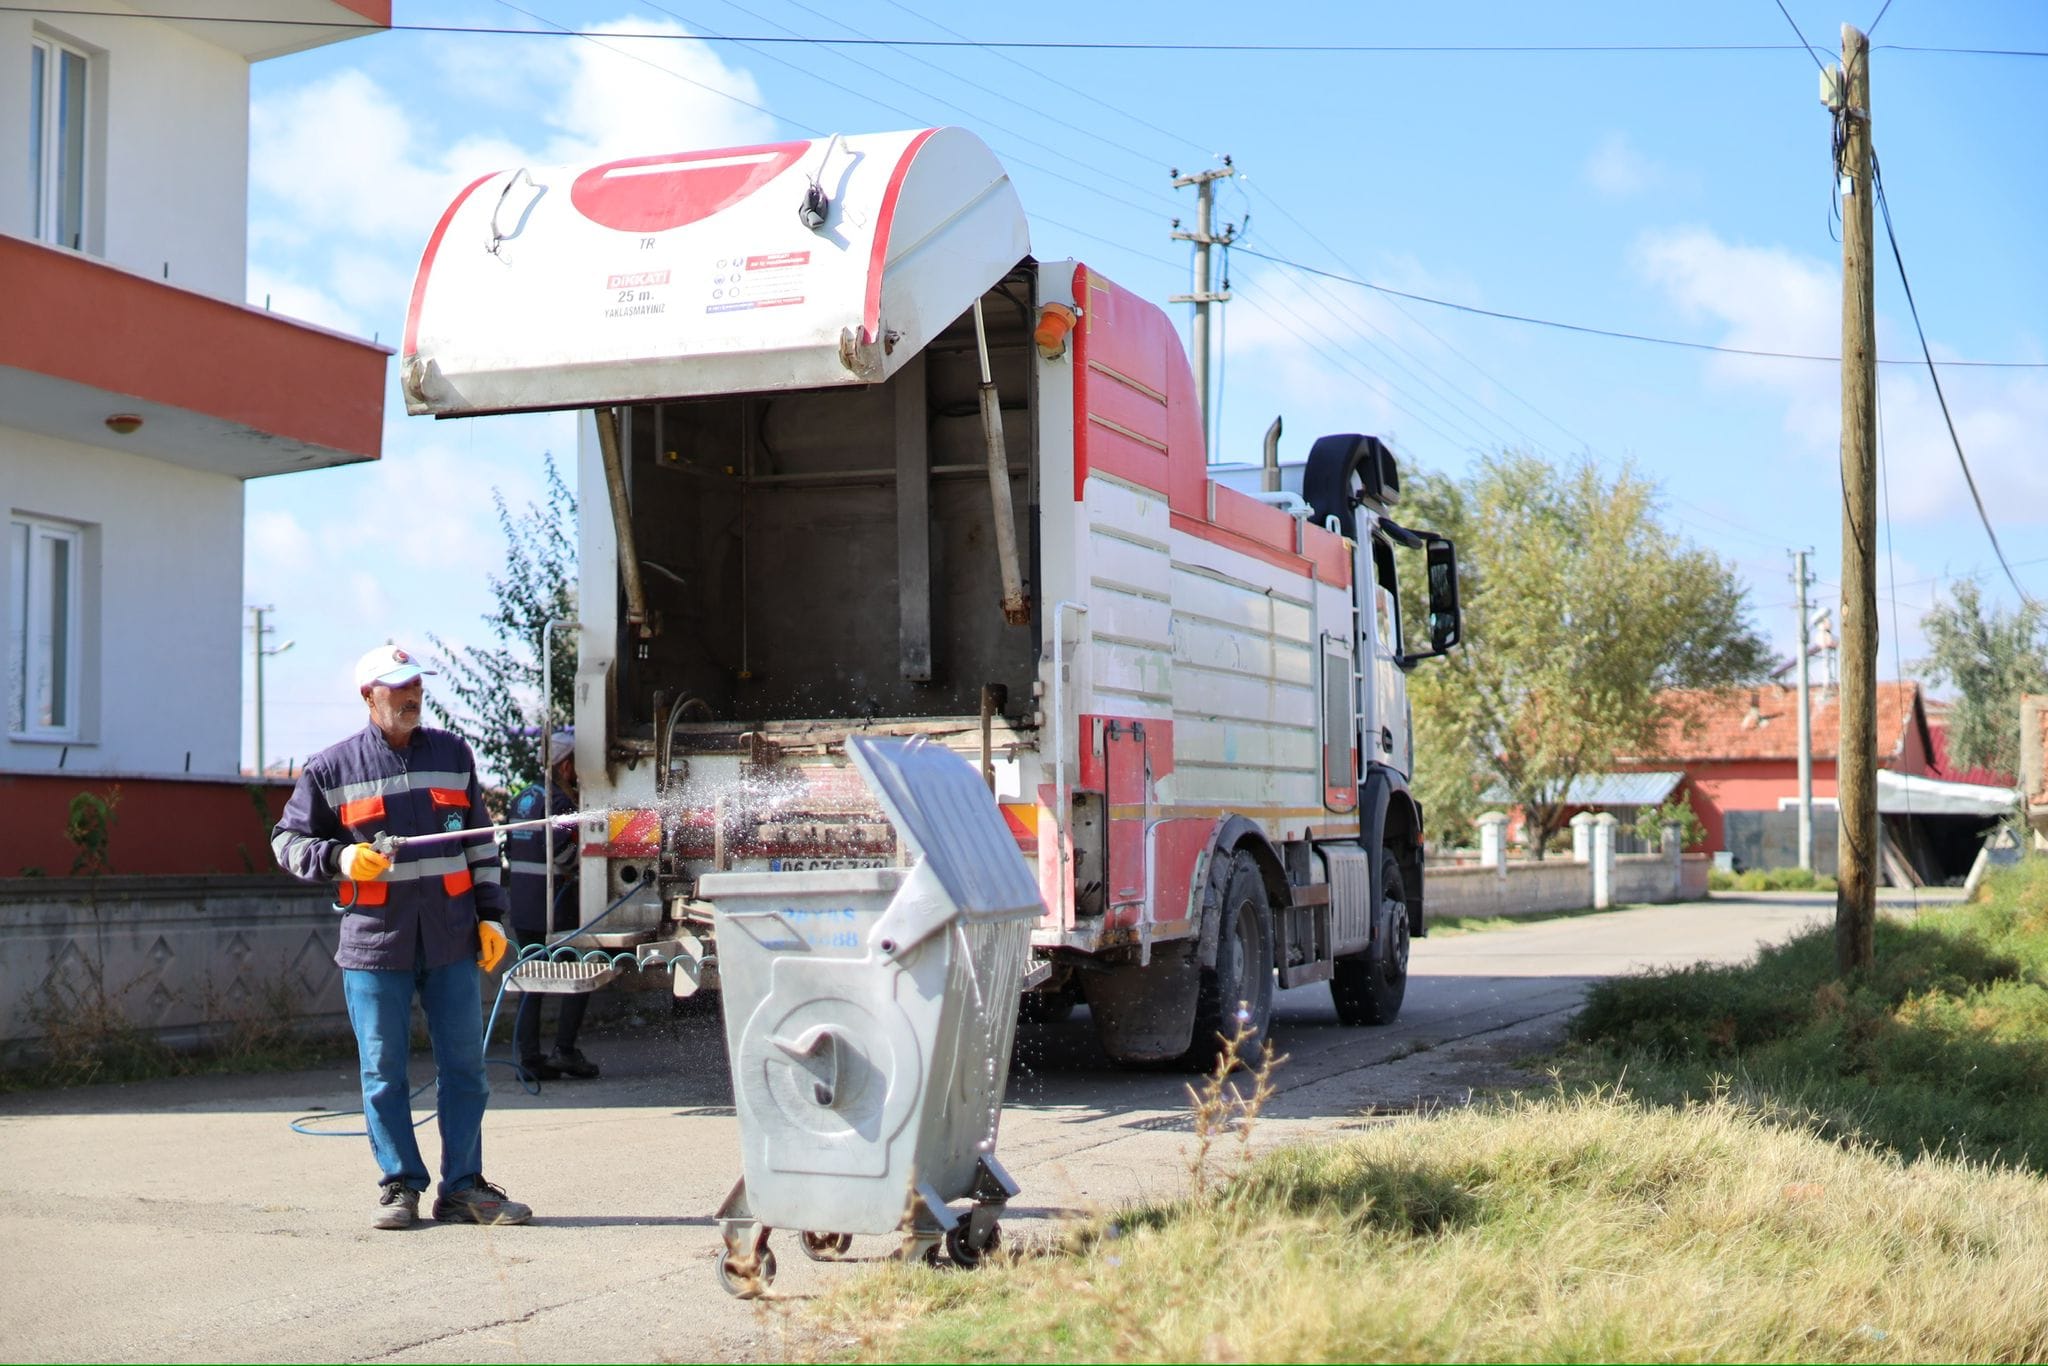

{"left": 240, "top": 0, "right": 2048, "bottom": 772}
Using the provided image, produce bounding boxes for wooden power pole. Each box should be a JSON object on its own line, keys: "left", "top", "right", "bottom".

{"left": 1832, "top": 24, "right": 1878, "bottom": 973}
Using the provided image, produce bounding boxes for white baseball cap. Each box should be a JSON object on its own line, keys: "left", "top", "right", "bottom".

{"left": 354, "top": 644, "right": 434, "bottom": 692}
{"left": 545, "top": 727, "right": 575, "bottom": 767}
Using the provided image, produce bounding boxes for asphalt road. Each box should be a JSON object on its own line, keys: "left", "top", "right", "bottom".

{"left": 0, "top": 893, "right": 1855, "bottom": 1363}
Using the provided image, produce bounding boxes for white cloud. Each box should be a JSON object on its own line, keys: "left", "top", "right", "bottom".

{"left": 1634, "top": 226, "right": 2048, "bottom": 527}
{"left": 1583, "top": 133, "right": 1659, "bottom": 198}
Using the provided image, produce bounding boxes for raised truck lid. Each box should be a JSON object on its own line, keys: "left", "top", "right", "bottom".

{"left": 402, "top": 126, "right": 1028, "bottom": 416}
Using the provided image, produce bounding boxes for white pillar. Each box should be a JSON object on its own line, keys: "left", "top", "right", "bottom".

{"left": 1591, "top": 813, "right": 1618, "bottom": 909}
{"left": 1570, "top": 812, "right": 1595, "bottom": 864}
{"left": 1476, "top": 812, "right": 1509, "bottom": 871}
{"left": 1664, "top": 820, "right": 1685, "bottom": 898}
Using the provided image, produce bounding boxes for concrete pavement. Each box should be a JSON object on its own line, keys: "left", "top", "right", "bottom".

{"left": 0, "top": 893, "right": 1841, "bottom": 1363}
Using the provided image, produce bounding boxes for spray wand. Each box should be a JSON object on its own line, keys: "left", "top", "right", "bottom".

{"left": 366, "top": 810, "right": 601, "bottom": 856}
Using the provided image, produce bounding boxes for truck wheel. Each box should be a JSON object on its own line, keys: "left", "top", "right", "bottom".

{"left": 1177, "top": 853, "right": 1276, "bottom": 1069}
{"left": 1332, "top": 849, "right": 1409, "bottom": 1026}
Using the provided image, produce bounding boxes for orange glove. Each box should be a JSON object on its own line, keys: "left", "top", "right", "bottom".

{"left": 339, "top": 843, "right": 391, "bottom": 881}
{"left": 477, "top": 920, "right": 511, "bottom": 973}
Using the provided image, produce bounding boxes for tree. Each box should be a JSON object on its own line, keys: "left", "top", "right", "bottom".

{"left": 1403, "top": 453, "right": 1771, "bottom": 857}
{"left": 1917, "top": 579, "right": 2046, "bottom": 779}
{"left": 426, "top": 456, "right": 577, "bottom": 794}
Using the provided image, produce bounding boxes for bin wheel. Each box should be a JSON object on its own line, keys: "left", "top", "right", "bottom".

{"left": 799, "top": 1231, "right": 854, "bottom": 1262}
{"left": 717, "top": 1246, "right": 777, "bottom": 1298}
{"left": 945, "top": 1221, "right": 1002, "bottom": 1269}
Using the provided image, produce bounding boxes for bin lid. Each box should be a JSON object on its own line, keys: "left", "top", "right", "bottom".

{"left": 847, "top": 735, "right": 1042, "bottom": 923}
{"left": 401, "top": 126, "right": 1029, "bottom": 416}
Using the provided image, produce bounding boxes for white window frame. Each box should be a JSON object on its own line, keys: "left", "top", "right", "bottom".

{"left": 28, "top": 33, "right": 92, "bottom": 251}
{"left": 8, "top": 515, "right": 85, "bottom": 740}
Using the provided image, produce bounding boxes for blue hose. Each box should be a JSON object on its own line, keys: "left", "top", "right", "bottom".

{"left": 288, "top": 883, "right": 654, "bottom": 1137}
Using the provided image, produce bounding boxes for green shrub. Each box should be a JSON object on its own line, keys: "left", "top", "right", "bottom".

{"left": 1572, "top": 858, "right": 2048, "bottom": 1170}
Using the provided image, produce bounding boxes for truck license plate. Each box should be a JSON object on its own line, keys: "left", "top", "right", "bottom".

{"left": 769, "top": 856, "right": 887, "bottom": 871}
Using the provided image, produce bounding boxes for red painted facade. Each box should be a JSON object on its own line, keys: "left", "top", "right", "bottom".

{"left": 2, "top": 774, "right": 295, "bottom": 878}
{"left": 1618, "top": 682, "right": 1939, "bottom": 853}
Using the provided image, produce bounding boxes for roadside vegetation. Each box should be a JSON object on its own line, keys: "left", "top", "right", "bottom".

{"left": 1569, "top": 857, "right": 2048, "bottom": 1172}
{"left": 813, "top": 858, "right": 2048, "bottom": 1362}
{"left": 1707, "top": 865, "right": 1840, "bottom": 892}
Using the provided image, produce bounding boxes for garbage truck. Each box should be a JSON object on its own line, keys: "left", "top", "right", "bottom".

{"left": 403, "top": 126, "right": 1464, "bottom": 1065}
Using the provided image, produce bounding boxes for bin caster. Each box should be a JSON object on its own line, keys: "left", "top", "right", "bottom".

{"left": 945, "top": 1220, "right": 1002, "bottom": 1269}
{"left": 717, "top": 1245, "right": 777, "bottom": 1299}
{"left": 799, "top": 1231, "right": 854, "bottom": 1262}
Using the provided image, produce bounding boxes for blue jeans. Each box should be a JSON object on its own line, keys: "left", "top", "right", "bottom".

{"left": 341, "top": 959, "right": 490, "bottom": 1196}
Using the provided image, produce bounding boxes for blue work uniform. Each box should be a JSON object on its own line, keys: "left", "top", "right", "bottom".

{"left": 504, "top": 778, "right": 578, "bottom": 938}
{"left": 271, "top": 722, "right": 509, "bottom": 1196}
{"left": 505, "top": 776, "right": 591, "bottom": 1067}
{"left": 271, "top": 723, "right": 508, "bottom": 967}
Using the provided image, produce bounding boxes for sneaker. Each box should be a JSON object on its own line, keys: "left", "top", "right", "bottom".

{"left": 373, "top": 1181, "right": 420, "bottom": 1230}
{"left": 520, "top": 1054, "right": 562, "bottom": 1081}
{"left": 434, "top": 1178, "right": 532, "bottom": 1225}
{"left": 551, "top": 1046, "right": 600, "bottom": 1079}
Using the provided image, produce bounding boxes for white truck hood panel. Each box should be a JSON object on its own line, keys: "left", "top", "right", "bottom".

{"left": 402, "top": 126, "right": 1028, "bottom": 415}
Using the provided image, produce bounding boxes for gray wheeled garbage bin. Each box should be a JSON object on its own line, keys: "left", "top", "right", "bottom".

{"left": 700, "top": 735, "right": 1043, "bottom": 1295}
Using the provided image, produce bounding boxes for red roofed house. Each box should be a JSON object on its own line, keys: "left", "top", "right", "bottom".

{"left": 1637, "top": 681, "right": 1933, "bottom": 854}
{"left": 1617, "top": 682, "right": 2012, "bottom": 884}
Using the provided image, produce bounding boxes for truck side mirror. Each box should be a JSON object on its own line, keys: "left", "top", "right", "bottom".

{"left": 1425, "top": 537, "right": 1461, "bottom": 654}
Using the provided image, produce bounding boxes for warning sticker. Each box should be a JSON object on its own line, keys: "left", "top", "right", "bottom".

{"left": 704, "top": 249, "right": 811, "bottom": 314}
{"left": 606, "top": 269, "right": 671, "bottom": 290}
{"left": 603, "top": 265, "right": 671, "bottom": 320}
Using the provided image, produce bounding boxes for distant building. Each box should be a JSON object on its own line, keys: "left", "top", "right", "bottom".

{"left": 1616, "top": 682, "right": 2013, "bottom": 885}
{"left": 2, "top": 2, "right": 390, "bottom": 875}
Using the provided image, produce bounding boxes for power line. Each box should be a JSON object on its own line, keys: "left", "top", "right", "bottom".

{"left": 1229, "top": 246, "right": 2048, "bottom": 369}
{"left": 1869, "top": 149, "right": 2037, "bottom": 609}
{"left": 647, "top": 0, "right": 1183, "bottom": 217}
{"left": 1769, "top": 0, "right": 1834, "bottom": 71}
{"left": 1866, "top": 0, "right": 1898, "bottom": 38}
{"left": 0, "top": 10, "right": 1825, "bottom": 49}
{"left": 5, "top": 8, "right": 2040, "bottom": 55}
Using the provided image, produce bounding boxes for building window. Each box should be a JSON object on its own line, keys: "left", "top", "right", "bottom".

{"left": 28, "top": 34, "right": 90, "bottom": 250}
{"left": 8, "top": 516, "right": 83, "bottom": 738}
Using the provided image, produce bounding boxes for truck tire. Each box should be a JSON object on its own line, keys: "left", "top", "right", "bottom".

{"left": 1177, "top": 853, "right": 1276, "bottom": 1069}
{"left": 1331, "top": 849, "right": 1409, "bottom": 1026}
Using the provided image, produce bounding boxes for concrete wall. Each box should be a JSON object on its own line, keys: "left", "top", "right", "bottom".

{"left": 2, "top": 427, "right": 244, "bottom": 776}
{"left": 1426, "top": 851, "right": 1710, "bottom": 921}
{"left": 0, "top": 875, "right": 346, "bottom": 1054}
{"left": 0, "top": 7, "right": 248, "bottom": 299}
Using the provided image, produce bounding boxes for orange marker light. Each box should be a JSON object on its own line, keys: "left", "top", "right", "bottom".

{"left": 1033, "top": 302, "right": 1077, "bottom": 359}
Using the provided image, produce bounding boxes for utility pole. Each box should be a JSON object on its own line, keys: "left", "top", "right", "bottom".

{"left": 248, "top": 606, "right": 293, "bottom": 777}
{"left": 1828, "top": 24, "right": 1877, "bottom": 972}
{"left": 1792, "top": 548, "right": 1816, "bottom": 871}
{"left": 1170, "top": 158, "right": 1235, "bottom": 457}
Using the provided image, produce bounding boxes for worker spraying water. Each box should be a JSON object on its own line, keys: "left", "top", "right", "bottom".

{"left": 270, "top": 644, "right": 534, "bottom": 1231}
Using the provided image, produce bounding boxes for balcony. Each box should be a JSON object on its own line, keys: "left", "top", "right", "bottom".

{"left": 0, "top": 233, "right": 388, "bottom": 477}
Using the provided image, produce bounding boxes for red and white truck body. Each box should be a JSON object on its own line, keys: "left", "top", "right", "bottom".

{"left": 406, "top": 127, "right": 1462, "bottom": 1061}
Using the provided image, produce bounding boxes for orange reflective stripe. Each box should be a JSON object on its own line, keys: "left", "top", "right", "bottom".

{"left": 341, "top": 879, "right": 389, "bottom": 907}
{"left": 339, "top": 795, "right": 386, "bottom": 828}
{"left": 429, "top": 788, "right": 469, "bottom": 809}
{"left": 442, "top": 868, "right": 474, "bottom": 897}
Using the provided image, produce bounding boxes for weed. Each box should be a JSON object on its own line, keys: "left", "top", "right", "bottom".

{"left": 64, "top": 788, "right": 120, "bottom": 876}
{"left": 1181, "top": 1006, "right": 1288, "bottom": 1200}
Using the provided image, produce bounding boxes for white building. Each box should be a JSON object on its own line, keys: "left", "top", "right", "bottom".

{"left": 1, "top": 2, "right": 389, "bottom": 873}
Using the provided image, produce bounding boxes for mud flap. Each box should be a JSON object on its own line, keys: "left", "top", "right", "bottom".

{"left": 1084, "top": 941, "right": 1200, "bottom": 1063}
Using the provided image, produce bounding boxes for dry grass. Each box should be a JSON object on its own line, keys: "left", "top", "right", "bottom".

{"left": 809, "top": 861, "right": 2048, "bottom": 1363}
{"left": 814, "top": 1090, "right": 2048, "bottom": 1362}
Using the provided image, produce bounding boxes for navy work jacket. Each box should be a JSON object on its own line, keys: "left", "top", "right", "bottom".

{"left": 505, "top": 778, "right": 578, "bottom": 938}
{"left": 272, "top": 723, "right": 509, "bottom": 971}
